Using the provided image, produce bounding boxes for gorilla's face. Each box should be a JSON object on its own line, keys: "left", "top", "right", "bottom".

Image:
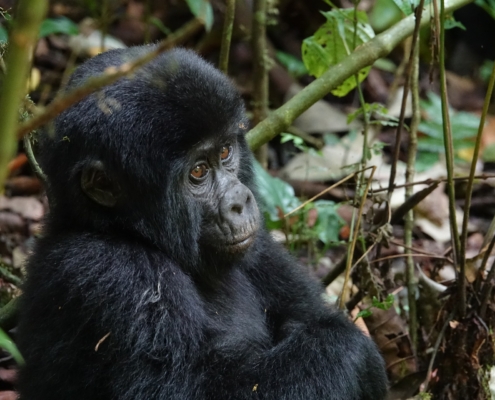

{"left": 184, "top": 139, "right": 260, "bottom": 256}
{"left": 47, "top": 48, "right": 260, "bottom": 270}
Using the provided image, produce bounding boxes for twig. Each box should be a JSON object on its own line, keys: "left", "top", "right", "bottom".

{"left": 387, "top": 0, "right": 425, "bottom": 200}
{"left": 423, "top": 311, "right": 454, "bottom": 391}
{"left": 373, "top": 173, "right": 495, "bottom": 193}
{"left": 23, "top": 133, "right": 46, "bottom": 182}
{"left": 16, "top": 18, "right": 204, "bottom": 140}
{"left": 404, "top": 37, "right": 421, "bottom": 351}
{"left": 371, "top": 253, "right": 452, "bottom": 265}
{"left": 390, "top": 183, "right": 439, "bottom": 225}
{"left": 339, "top": 166, "right": 376, "bottom": 309}
{"left": 284, "top": 167, "right": 373, "bottom": 217}
{"left": 464, "top": 57, "right": 495, "bottom": 297}
{"left": 219, "top": 0, "right": 236, "bottom": 73}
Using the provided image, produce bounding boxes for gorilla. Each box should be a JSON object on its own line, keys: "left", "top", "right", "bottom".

{"left": 16, "top": 46, "right": 387, "bottom": 400}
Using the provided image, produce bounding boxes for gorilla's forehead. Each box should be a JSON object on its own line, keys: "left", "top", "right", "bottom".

{"left": 57, "top": 47, "right": 247, "bottom": 158}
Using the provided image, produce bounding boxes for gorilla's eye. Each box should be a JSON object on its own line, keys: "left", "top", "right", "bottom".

{"left": 190, "top": 164, "right": 209, "bottom": 180}
{"left": 220, "top": 146, "right": 232, "bottom": 161}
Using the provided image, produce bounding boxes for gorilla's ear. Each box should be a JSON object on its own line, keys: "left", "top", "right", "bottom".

{"left": 81, "top": 161, "right": 121, "bottom": 207}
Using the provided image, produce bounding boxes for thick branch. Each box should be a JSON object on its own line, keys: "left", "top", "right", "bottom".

{"left": 246, "top": 0, "right": 473, "bottom": 150}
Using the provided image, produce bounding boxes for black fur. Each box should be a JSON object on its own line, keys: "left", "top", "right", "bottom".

{"left": 17, "top": 46, "right": 387, "bottom": 400}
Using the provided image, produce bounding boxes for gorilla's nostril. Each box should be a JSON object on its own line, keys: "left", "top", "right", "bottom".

{"left": 231, "top": 204, "right": 243, "bottom": 214}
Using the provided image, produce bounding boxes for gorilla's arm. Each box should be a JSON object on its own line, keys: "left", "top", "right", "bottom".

{"left": 239, "top": 233, "right": 388, "bottom": 400}
{"left": 18, "top": 234, "right": 205, "bottom": 400}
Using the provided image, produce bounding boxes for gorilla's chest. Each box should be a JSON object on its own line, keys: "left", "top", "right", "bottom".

{"left": 200, "top": 270, "right": 271, "bottom": 353}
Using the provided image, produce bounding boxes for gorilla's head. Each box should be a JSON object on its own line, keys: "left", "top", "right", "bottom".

{"left": 39, "top": 47, "right": 261, "bottom": 274}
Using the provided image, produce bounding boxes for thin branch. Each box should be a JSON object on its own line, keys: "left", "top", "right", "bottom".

{"left": 373, "top": 173, "right": 495, "bottom": 193}
{"left": 434, "top": 0, "right": 463, "bottom": 315}
{"left": 405, "top": 38, "right": 421, "bottom": 351}
{"left": 219, "top": 0, "right": 236, "bottom": 73}
{"left": 16, "top": 18, "right": 204, "bottom": 140}
{"left": 339, "top": 166, "right": 376, "bottom": 309}
{"left": 252, "top": 0, "right": 269, "bottom": 165}
{"left": 245, "top": 0, "right": 473, "bottom": 150}
{"left": 387, "top": 0, "right": 425, "bottom": 198}
{"left": 463, "top": 55, "right": 495, "bottom": 298}
{"left": 23, "top": 133, "right": 46, "bottom": 182}
{"left": 284, "top": 167, "right": 374, "bottom": 217}
{"left": 423, "top": 311, "right": 454, "bottom": 391}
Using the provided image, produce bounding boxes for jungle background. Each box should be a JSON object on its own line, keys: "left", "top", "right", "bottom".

{"left": 0, "top": 0, "right": 495, "bottom": 398}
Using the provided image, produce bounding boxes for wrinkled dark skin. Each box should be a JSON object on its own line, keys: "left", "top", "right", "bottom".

{"left": 16, "top": 46, "right": 388, "bottom": 400}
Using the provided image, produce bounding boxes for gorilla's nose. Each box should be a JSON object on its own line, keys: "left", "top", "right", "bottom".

{"left": 220, "top": 183, "right": 257, "bottom": 224}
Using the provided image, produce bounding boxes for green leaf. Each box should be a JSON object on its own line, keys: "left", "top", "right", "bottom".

{"left": 483, "top": 143, "right": 495, "bottom": 162}
{"left": 475, "top": 0, "right": 495, "bottom": 20}
{"left": 444, "top": 14, "right": 466, "bottom": 30}
{"left": 313, "top": 200, "right": 343, "bottom": 246}
{"left": 373, "top": 58, "right": 397, "bottom": 72}
{"left": 185, "top": 0, "right": 214, "bottom": 31}
{"left": 479, "top": 60, "right": 495, "bottom": 82}
{"left": 275, "top": 51, "right": 308, "bottom": 77}
{"left": 0, "top": 328, "right": 23, "bottom": 364}
{"left": 369, "top": 0, "right": 402, "bottom": 32}
{"left": 356, "top": 309, "right": 373, "bottom": 319}
{"left": 302, "top": 9, "right": 374, "bottom": 97}
{"left": 416, "top": 152, "right": 439, "bottom": 172}
{"left": 39, "top": 17, "right": 79, "bottom": 37}
{"left": 371, "top": 294, "right": 394, "bottom": 310}
{"left": 253, "top": 161, "right": 301, "bottom": 229}
{"left": 280, "top": 133, "right": 308, "bottom": 152}
{"left": 418, "top": 92, "right": 480, "bottom": 157}
{"left": 149, "top": 17, "right": 172, "bottom": 36}
{"left": 0, "top": 24, "right": 7, "bottom": 43}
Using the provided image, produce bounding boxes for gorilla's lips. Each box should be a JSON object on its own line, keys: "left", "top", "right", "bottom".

{"left": 227, "top": 233, "right": 255, "bottom": 252}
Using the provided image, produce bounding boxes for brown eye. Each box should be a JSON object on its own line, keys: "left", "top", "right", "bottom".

{"left": 190, "top": 164, "right": 208, "bottom": 179}
{"left": 220, "top": 146, "right": 231, "bottom": 161}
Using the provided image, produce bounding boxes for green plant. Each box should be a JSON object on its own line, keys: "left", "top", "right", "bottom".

{"left": 0, "top": 327, "right": 23, "bottom": 364}
{"left": 354, "top": 294, "right": 394, "bottom": 320}
{"left": 0, "top": 15, "right": 78, "bottom": 43}
{"left": 254, "top": 161, "right": 343, "bottom": 249}
{"left": 417, "top": 92, "right": 480, "bottom": 170}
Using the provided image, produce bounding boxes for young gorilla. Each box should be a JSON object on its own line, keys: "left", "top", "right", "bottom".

{"left": 17, "top": 47, "right": 387, "bottom": 400}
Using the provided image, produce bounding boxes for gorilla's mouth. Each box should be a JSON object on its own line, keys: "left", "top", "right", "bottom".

{"left": 227, "top": 234, "right": 255, "bottom": 252}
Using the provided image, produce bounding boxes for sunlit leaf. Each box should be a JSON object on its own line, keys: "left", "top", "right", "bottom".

{"left": 302, "top": 9, "right": 374, "bottom": 97}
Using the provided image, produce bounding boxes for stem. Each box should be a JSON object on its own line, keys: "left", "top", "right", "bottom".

{"left": 339, "top": 167, "right": 376, "bottom": 309}
{"left": 435, "top": 0, "right": 464, "bottom": 315}
{"left": 463, "top": 55, "right": 495, "bottom": 295}
{"left": 405, "top": 43, "right": 420, "bottom": 351}
{"left": 219, "top": 0, "right": 236, "bottom": 73}
{"left": 387, "top": 0, "right": 425, "bottom": 197}
{"left": 0, "top": 0, "right": 48, "bottom": 190}
{"left": 251, "top": 0, "right": 269, "bottom": 166}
